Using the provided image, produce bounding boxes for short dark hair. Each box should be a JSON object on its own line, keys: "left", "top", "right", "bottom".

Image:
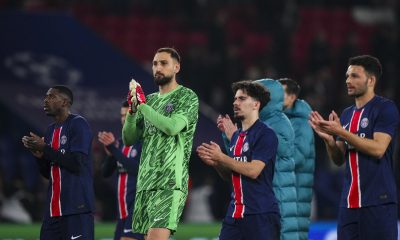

{"left": 232, "top": 80, "right": 270, "bottom": 110}
{"left": 122, "top": 100, "right": 129, "bottom": 108}
{"left": 156, "top": 47, "right": 181, "bottom": 63}
{"left": 279, "top": 78, "right": 301, "bottom": 97}
{"left": 52, "top": 85, "right": 73, "bottom": 105}
{"left": 348, "top": 55, "right": 382, "bottom": 81}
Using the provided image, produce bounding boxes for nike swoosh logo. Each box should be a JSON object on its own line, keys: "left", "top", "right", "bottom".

{"left": 123, "top": 229, "right": 132, "bottom": 233}
{"left": 71, "top": 235, "right": 82, "bottom": 240}
{"left": 343, "top": 123, "right": 349, "bottom": 129}
{"left": 154, "top": 217, "right": 164, "bottom": 222}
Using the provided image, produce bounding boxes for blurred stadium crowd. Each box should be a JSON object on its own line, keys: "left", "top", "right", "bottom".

{"left": 0, "top": 0, "right": 399, "bottom": 224}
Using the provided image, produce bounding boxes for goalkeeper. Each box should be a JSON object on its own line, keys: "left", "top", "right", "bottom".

{"left": 122, "top": 47, "right": 199, "bottom": 240}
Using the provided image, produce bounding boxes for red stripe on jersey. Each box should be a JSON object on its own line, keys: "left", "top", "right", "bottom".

{"left": 232, "top": 133, "right": 246, "bottom": 218}
{"left": 50, "top": 127, "right": 62, "bottom": 217}
{"left": 347, "top": 109, "right": 363, "bottom": 208}
{"left": 122, "top": 146, "right": 131, "bottom": 156}
{"left": 118, "top": 173, "right": 128, "bottom": 219}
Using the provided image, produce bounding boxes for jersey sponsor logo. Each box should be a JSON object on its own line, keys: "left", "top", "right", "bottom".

{"left": 71, "top": 235, "right": 82, "bottom": 240}
{"left": 60, "top": 135, "right": 67, "bottom": 145}
{"left": 233, "top": 156, "right": 248, "bottom": 162}
{"left": 360, "top": 118, "right": 369, "bottom": 128}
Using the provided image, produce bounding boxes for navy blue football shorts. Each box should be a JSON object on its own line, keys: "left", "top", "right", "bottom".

{"left": 219, "top": 213, "right": 281, "bottom": 240}
{"left": 40, "top": 212, "right": 94, "bottom": 240}
{"left": 114, "top": 216, "right": 144, "bottom": 240}
{"left": 338, "top": 203, "right": 397, "bottom": 240}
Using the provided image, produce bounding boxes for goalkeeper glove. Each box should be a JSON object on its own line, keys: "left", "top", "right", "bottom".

{"left": 127, "top": 89, "right": 137, "bottom": 114}
{"left": 129, "top": 79, "right": 146, "bottom": 105}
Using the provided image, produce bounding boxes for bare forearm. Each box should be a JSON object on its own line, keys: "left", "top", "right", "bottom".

{"left": 219, "top": 155, "right": 263, "bottom": 180}
{"left": 324, "top": 139, "right": 345, "bottom": 166}
{"left": 214, "top": 165, "right": 231, "bottom": 182}
{"left": 338, "top": 129, "right": 388, "bottom": 159}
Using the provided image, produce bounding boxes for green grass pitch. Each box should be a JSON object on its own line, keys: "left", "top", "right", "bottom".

{"left": 0, "top": 222, "right": 221, "bottom": 240}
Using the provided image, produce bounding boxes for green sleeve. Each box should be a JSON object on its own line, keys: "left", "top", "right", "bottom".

{"left": 122, "top": 112, "right": 143, "bottom": 145}
{"left": 138, "top": 104, "right": 187, "bottom": 136}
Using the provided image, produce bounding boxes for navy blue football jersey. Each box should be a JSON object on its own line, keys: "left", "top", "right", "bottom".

{"left": 226, "top": 119, "right": 280, "bottom": 218}
{"left": 338, "top": 96, "right": 400, "bottom": 208}
{"left": 113, "top": 139, "right": 140, "bottom": 219}
{"left": 43, "top": 113, "right": 95, "bottom": 216}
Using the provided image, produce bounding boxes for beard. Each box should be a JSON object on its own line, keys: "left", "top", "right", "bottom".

{"left": 233, "top": 112, "right": 244, "bottom": 122}
{"left": 154, "top": 73, "right": 173, "bottom": 86}
{"left": 348, "top": 82, "right": 368, "bottom": 98}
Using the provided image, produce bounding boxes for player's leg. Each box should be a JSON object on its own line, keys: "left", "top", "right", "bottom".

{"left": 146, "top": 189, "right": 187, "bottom": 240}
{"left": 121, "top": 207, "right": 145, "bottom": 240}
{"left": 132, "top": 191, "right": 150, "bottom": 236}
{"left": 63, "top": 212, "right": 94, "bottom": 240}
{"left": 146, "top": 228, "right": 171, "bottom": 240}
{"left": 114, "top": 219, "right": 123, "bottom": 240}
{"left": 359, "top": 203, "right": 397, "bottom": 240}
{"left": 242, "top": 213, "right": 280, "bottom": 240}
{"left": 337, "top": 207, "right": 358, "bottom": 240}
{"left": 218, "top": 216, "right": 242, "bottom": 240}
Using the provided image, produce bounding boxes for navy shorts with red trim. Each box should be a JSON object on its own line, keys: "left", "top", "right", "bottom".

{"left": 338, "top": 203, "right": 397, "bottom": 240}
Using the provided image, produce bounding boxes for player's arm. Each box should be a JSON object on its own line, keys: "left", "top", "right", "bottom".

{"left": 336, "top": 100, "right": 399, "bottom": 159}
{"left": 310, "top": 111, "right": 346, "bottom": 166}
{"left": 106, "top": 144, "right": 139, "bottom": 175}
{"left": 35, "top": 156, "right": 51, "bottom": 179}
{"left": 101, "top": 155, "right": 117, "bottom": 178}
{"left": 197, "top": 142, "right": 265, "bottom": 180}
{"left": 214, "top": 165, "right": 232, "bottom": 182}
{"left": 137, "top": 104, "right": 188, "bottom": 136}
{"left": 122, "top": 113, "right": 143, "bottom": 146}
{"left": 217, "top": 155, "right": 265, "bottom": 180}
{"left": 336, "top": 129, "right": 391, "bottom": 159}
{"left": 324, "top": 139, "right": 346, "bottom": 166}
{"left": 22, "top": 131, "right": 83, "bottom": 174}
{"left": 42, "top": 147, "right": 85, "bottom": 174}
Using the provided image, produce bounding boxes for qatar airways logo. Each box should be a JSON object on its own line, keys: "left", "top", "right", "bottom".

{"left": 234, "top": 156, "right": 248, "bottom": 162}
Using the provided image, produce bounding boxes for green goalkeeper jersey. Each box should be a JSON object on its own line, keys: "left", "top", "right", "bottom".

{"left": 123, "top": 85, "right": 199, "bottom": 192}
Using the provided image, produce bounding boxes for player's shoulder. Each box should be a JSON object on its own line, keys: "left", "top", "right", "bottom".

{"left": 254, "top": 120, "right": 277, "bottom": 138}
{"left": 374, "top": 95, "right": 397, "bottom": 108}
{"left": 341, "top": 105, "right": 355, "bottom": 116}
{"left": 69, "top": 113, "right": 91, "bottom": 128}
{"left": 178, "top": 85, "right": 198, "bottom": 98}
{"left": 147, "top": 92, "right": 158, "bottom": 100}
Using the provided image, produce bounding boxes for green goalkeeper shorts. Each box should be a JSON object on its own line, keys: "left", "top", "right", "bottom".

{"left": 132, "top": 189, "right": 187, "bottom": 234}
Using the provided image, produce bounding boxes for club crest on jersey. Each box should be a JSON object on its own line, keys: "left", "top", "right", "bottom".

{"left": 243, "top": 142, "right": 249, "bottom": 152}
{"left": 130, "top": 149, "right": 138, "bottom": 158}
{"left": 60, "top": 135, "right": 67, "bottom": 145}
{"left": 360, "top": 118, "right": 369, "bottom": 128}
{"left": 165, "top": 103, "right": 174, "bottom": 113}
